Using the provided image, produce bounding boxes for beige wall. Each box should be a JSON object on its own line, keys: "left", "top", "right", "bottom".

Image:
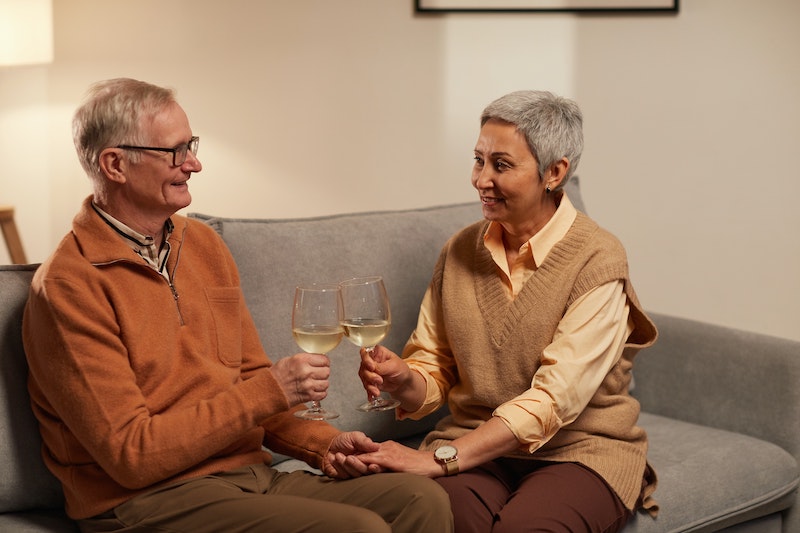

{"left": 573, "top": 0, "right": 800, "bottom": 341}
{"left": 1, "top": 0, "right": 797, "bottom": 341}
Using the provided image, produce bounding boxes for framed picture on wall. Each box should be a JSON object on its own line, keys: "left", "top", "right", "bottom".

{"left": 415, "top": 0, "right": 678, "bottom": 12}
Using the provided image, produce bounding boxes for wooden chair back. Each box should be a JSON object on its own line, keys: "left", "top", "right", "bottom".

{"left": 0, "top": 206, "right": 28, "bottom": 264}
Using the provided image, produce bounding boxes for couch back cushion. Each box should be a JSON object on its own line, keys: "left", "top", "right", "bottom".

{"left": 0, "top": 179, "right": 584, "bottom": 511}
{"left": 0, "top": 265, "right": 65, "bottom": 513}
{"left": 189, "top": 176, "right": 585, "bottom": 441}
{"left": 192, "top": 202, "right": 483, "bottom": 441}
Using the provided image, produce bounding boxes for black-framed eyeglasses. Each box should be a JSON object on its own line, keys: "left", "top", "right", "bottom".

{"left": 117, "top": 136, "right": 199, "bottom": 167}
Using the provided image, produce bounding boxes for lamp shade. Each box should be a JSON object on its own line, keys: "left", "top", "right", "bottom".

{"left": 0, "top": 0, "right": 53, "bottom": 66}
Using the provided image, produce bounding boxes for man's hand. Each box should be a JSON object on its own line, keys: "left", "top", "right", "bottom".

{"left": 322, "top": 431, "right": 384, "bottom": 479}
{"left": 270, "top": 353, "right": 330, "bottom": 407}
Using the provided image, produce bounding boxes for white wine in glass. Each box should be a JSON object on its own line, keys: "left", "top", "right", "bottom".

{"left": 292, "top": 283, "right": 343, "bottom": 420}
{"left": 340, "top": 276, "right": 400, "bottom": 412}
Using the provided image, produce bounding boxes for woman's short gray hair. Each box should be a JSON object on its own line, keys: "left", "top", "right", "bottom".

{"left": 72, "top": 78, "right": 176, "bottom": 182}
{"left": 480, "top": 90, "right": 583, "bottom": 188}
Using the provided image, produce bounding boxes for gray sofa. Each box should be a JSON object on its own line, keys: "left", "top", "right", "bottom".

{"left": 1, "top": 181, "right": 798, "bottom": 532}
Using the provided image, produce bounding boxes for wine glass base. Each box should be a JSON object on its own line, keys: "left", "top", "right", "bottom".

{"left": 357, "top": 397, "right": 401, "bottom": 412}
{"left": 294, "top": 408, "right": 340, "bottom": 420}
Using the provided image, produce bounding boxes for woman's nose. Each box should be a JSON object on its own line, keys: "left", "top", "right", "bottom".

{"left": 473, "top": 167, "right": 492, "bottom": 189}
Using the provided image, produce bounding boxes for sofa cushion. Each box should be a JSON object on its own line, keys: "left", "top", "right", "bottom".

{"left": 627, "top": 412, "right": 799, "bottom": 532}
{"left": 0, "top": 266, "right": 65, "bottom": 513}
{"left": 268, "top": 410, "right": 799, "bottom": 533}
{"left": 635, "top": 312, "right": 800, "bottom": 532}
{"left": 0, "top": 510, "right": 78, "bottom": 532}
{"left": 564, "top": 175, "right": 586, "bottom": 213}
{"left": 268, "top": 411, "right": 799, "bottom": 533}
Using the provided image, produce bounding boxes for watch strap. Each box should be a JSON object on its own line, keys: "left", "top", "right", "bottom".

{"left": 442, "top": 458, "right": 459, "bottom": 476}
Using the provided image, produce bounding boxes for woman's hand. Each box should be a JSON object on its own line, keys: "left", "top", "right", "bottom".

{"left": 356, "top": 440, "right": 443, "bottom": 478}
{"left": 358, "top": 345, "right": 412, "bottom": 399}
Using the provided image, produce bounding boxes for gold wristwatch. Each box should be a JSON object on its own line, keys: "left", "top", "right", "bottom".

{"left": 434, "top": 445, "right": 459, "bottom": 476}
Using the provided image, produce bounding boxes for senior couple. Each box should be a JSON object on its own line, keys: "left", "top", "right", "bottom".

{"left": 23, "top": 78, "right": 657, "bottom": 533}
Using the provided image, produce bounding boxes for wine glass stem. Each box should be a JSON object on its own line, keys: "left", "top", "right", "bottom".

{"left": 365, "top": 346, "right": 380, "bottom": 404}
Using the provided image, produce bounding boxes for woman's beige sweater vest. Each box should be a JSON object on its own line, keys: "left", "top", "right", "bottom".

{"left": 420, "top": 212, "right": 658, "bottom": 512}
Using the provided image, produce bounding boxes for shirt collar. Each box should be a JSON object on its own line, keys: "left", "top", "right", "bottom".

{"left": 91, "top": 203, "right": 174, "bottom": 281}
{"left": 484, "top": 191, "right": 578, "bottom": 268}
{"left": 91, "top": 203, "right": 174, "bottom": 247}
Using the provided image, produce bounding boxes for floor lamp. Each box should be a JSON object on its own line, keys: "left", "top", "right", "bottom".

{"left": 0, "top": 0, "right": 53, "bottom": 263}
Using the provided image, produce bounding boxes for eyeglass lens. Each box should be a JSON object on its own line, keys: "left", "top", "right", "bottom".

{"left": 175, "top": 137, "right": 200, "bottom": 166}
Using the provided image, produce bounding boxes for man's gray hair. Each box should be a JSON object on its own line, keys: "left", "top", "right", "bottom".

{"left": 72, "top": 78, "right": 176, "bottom": 183}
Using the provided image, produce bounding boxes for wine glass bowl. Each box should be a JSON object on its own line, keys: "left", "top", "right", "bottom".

{"left": 291, "top": 283, "right": 343, "bottom": 420}
{"left": 340, "top": 318, "right": 391, "bottom": 349}
{"left": 339, "top": 276, "right": 400, "bottom": 412}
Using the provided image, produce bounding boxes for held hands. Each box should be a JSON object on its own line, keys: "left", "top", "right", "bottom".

{"left": 323, "top": 431, "right": 384, "bottom": 479}
{"left": 358, "top": 345, "right": 411, "bottom": 400}
{"left": 356, "top": 440, "right": 443, "bottom": 478}
{"left": 270, "top": 352, "right": 331, "bottom": 407}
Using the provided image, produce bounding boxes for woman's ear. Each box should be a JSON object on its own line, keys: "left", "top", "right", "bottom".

{"left": 98, "top": 148, "right": 127, "bottom": 184}
{"left": 546, "top": 157, "right": 570, "bottom": 190}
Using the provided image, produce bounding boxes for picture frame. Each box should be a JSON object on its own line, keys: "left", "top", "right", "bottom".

{"left": 415, "top": 0, "right": 679, "bottom": 13}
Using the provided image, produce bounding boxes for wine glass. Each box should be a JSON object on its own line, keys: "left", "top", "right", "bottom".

{"left": 339, "top": 276, "right": 400, "bottom": 412}
{"left": 291, "top": 283, "right": 343, "bottom": 420}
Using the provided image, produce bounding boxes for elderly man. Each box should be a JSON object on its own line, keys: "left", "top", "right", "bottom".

{"left": 23, "top": 78, "right": 452, "bottom": 533}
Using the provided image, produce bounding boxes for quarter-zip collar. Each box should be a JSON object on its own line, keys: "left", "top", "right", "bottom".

{"left": 73, "top": 196, "right": 185, "bottom": 270}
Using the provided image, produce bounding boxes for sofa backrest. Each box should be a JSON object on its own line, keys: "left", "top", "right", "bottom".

{"left": 0, "top": 205, "right": 487, "bottom": 513}
{"left": 0, "top": 208, "right": 487, "bottom": 512}
{"left": 189, "top": 179, "right": 584, "bottom": 442}
{"left": 0, "top": 179, "right": 584, "bottom": 512}
{"left": 0, "top": 265, "right": 65, "bottom": 513}
{"left": 191, "top": 202, "right": 484, "bottom": 441}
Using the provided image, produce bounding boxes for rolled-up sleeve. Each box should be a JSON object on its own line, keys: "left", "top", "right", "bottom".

{"left": 399, "top": 284, "right": 457, "bottom": 420}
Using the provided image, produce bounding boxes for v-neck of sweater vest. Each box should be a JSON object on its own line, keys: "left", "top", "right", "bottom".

{"left": 472, "top": 212, "right": 600, "bottom": 346}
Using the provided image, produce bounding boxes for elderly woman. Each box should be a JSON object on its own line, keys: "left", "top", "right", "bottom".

{"left": 353, "top": 90, "right": 658, "bottom": 532}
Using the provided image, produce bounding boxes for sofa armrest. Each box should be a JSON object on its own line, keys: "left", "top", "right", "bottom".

{"left": 633, "top": 312, "right": 800, "bottom": 460}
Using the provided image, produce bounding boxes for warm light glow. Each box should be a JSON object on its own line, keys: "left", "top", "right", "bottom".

{"left": 0, "top": 0, "right": 53, "bottom": 66}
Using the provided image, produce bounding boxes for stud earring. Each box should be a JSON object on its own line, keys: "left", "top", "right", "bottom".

{"left": 546, "top": 185, "right": 552, "bottom": 194}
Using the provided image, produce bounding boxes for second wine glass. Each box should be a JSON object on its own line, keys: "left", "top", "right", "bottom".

{"left": 339, "top": 276, "right": 400, "bottom": 412}
{"left": 291, "top": 283, "right": 343, "bottom": 420}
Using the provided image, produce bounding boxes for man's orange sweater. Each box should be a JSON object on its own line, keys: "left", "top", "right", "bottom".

{"left": 23, "top": 197, "right": 339, "bottom": 519}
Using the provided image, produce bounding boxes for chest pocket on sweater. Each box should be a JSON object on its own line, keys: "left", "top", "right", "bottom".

{"left": 205, "top": 287, "right": 243, "bottom": 367}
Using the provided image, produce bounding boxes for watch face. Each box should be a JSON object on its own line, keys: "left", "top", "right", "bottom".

{"left": 435, "top": 445, "right": 457, "bottom": 461}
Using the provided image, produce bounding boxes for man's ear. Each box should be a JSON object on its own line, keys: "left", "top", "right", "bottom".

{"left": 546, "top": 157, "right": 570, "bottom": 190}
{"left": 98, "top": 148, "right": 128, "bottom": 184}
